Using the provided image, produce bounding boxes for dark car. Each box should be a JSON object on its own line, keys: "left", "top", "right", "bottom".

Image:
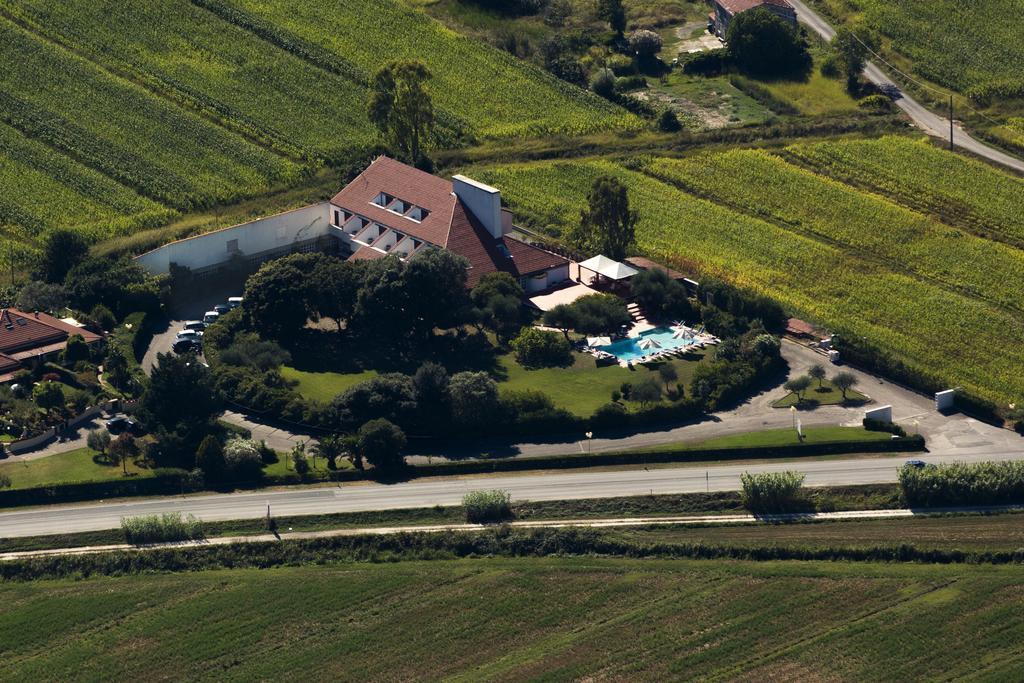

{"left": 904, "top": 459, "right": 928, "bottom": 469}
{"left": 172, "top": 338, "right": 201, "bottom": 354}
{"left": 106, "top": 416, "right": 143, "bottom": 436}
{"left": 213, "top": 304, "right": 230, "bottom": 315}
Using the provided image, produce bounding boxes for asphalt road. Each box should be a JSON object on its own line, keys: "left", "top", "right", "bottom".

{"left": 1, "top": 447, "right": 1022, "bottom": 539}
{"left": 788, "top": 0, "right": 1024, "bottom": 175}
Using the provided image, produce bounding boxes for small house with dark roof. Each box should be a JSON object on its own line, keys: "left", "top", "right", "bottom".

{"left": 328, "top": 157, "right": 569, "bottom": 291}
{"left": 0, "top": 309, "right": 102, "bottom": 381}
{"left": 709, "top": 0, "right": 797, "bottom": 35}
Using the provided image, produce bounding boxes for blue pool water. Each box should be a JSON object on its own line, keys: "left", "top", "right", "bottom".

{"left": 598, "top": 327, "right": 696, "bottom": 363}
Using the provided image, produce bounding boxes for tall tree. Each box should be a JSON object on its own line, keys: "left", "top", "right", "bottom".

{"left": 832, "top": 26, "right": 880, "bottom": 91}
{"left": 140, "top": 352, "right": 222, "bottom": 438}
{"left": 726, "top": 9, "right": 811, "bottom": 78}
{"left": 37, "top": 229, "right": 89, "bottom": 284}
{"left": 357, "top": 419, "right": 407, "bottom": 472}
{"left": 368, "top": 60, "right": 435, "bottom": 163}
{"left": 596, "top": 0, "right": 626, "bottom": 38}
{"left": 571, "top": 175, "right": 637, "bottom": 260}
{"left": 243, "top": 254, "right": 315, "bottom": 342}
{"left": 832, "top": 371, "right": 859, "bottom": 400}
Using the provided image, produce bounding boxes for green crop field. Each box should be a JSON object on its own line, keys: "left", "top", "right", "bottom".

{"left": 0, "top": 0, "right": 636, "bottom": 256}
{"left": 2, "top": 557, "right": 1024, "bottom": 679}
{"left": 814, "top": 0, "right": 1024, "bottom": 103}
{"left": 226, "top": 0, "right": 640, "bottom": 139}
{"left": 0, "top": 16, "right": 303, "bottom": 212}
{"left": 782, "top": 136, "right": 1024, "bottom": 248}
{"left": 646, "top": 150, "right": 1024, "bottom": 314}
{"left": 472, "top": 145, "right": 1024, "bottom": 406}
{"left": 4, "top": 0, "right": 378, "bottom": 162}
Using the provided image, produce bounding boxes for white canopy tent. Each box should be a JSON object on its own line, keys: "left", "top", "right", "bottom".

{"left": 577, "top": 255, "right": 639, "bottom": 282}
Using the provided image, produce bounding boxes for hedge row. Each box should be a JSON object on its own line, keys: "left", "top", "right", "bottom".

{"left": 5, "top": 525, "right": 1024, "bottom": 582}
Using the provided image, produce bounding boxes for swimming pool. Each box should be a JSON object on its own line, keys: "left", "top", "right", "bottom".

{"left": 597, "top": 327, "right": 696, "bottom": 363}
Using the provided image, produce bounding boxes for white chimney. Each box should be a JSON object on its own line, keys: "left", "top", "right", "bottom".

{"left": 452, "top": 175, "right": 503, "bottom": 239}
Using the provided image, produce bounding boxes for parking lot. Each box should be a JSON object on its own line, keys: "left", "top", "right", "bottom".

{"left": 142, "top": 290, "right": 242, "bottom": 374}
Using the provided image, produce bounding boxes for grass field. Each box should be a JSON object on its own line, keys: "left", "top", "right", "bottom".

{"left": 679, "top": 425, "right": 889, "bottom": 449}
{"left": 470, "top": 144, "right": 1024, "bottom": 407}
{"left": 0, "top": 448, "right": 153, "bottom": 489}
{"left": 280, "top": 366, "right": 378, "bottom": 404}
{"left": 2, "top": 557, "right": 1024, "bottom": 679}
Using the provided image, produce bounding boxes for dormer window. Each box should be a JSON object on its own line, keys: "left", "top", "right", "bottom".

{"left": 388, "top": 198, "right": 408, "bottom": 214}
{"left": 405, "top": 206, "right": 429, "bottom": 222}
{"left": 372, "top": 192, "right": 393, "bottom": 208}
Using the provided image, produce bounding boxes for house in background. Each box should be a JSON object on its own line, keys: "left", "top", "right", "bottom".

{"left": 709, "top": 0, "right": 797, "bottom": 36}
{"left": 329, "top": 157, "right": 569, "bottom": 292}
{"left": 0, "top": 309, "right": 101, "bottom": 382}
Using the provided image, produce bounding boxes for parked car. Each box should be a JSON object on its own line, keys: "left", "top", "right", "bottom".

{"left": 172, "top": 338, "right": 201, "bottom": 354}
{"left": 202, "top": 311, "right": 220, "bottom": 324}
{"left": 183, "top": 320, "right": 207, "bottom": 332}
{"left": 175, "top": 329, "right": 201, "bottom": 342}
{"left": 227, "top": 296, "right": 243, "bottom": 309}
{"left": 213, "top": 304, "right": 229, "bottom": 316}
{"left": 105, "top": 416, "right": 139, "bottom": 434}
{"left": 904, "top": 459, "right": 929, "bottom": 469}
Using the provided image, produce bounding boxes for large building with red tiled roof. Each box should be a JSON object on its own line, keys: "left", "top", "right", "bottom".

{"left": 0, "top": 309, "right": 102, "bottom": 381}
{"left": 328, "top": 157, "right": 569, "bottom": 290}
{"left": 709, "top": 0, "right": 796, "bottom": 35}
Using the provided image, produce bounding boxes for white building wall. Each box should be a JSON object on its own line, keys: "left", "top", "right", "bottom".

{"left": 135, "top": 203, "right": 331, "bottom": 274}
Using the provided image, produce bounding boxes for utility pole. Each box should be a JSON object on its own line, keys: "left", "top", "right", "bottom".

{"left": 949, "top": 94, "right": 954, "bottom": 151}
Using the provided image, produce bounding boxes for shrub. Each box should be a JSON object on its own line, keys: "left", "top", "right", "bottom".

{"left": 899, "top": 461, "right": 1024, "bottom": 507}
{"left": 657, "top": 108, "right": 682, "bottom": 132}
{"left": 121, "top": 512, "right": 205, "bottom": 544}
{"left": 682, "top": 50, "right": 733, "bottom": 76}
{"left": 630, "top": 376, "right": 663, "bottom": 407}
{"left": 357, "top": 418, "right": 406, "bottom": 472}
{"left": 628, "top": 29, "right": 663, "bottom": 60}
{"left": 195, "top": 435, "right": 226, "bottom": 482}
{"left": 819, "top": 52, "right": 841, "bottom": 78}
{"left": 463, "top": 489, "right": 513, "bottom": 523}
{"left": 566, "top": 294, "right": 631, "bottom": 335}
{"left": 511, "top": 327, "right": 572, "bottom": 369}
{"left": 740, "top": 470, "right": 806, "bottom": 512}
{"left": 86, "top": 428, "right": 111, "bottom": 454}
{"left": 857, "top": 94, "right": 893, "bottom": 113}
{"left": 450, "top": 371, "right": 501, "bottom": 428}
{"left": 0, "top": 472, "right": 10, "bottom": 490}
{"left": 863, "top": 418, "right": 906, "bottom": 436}
{"left": 223, "top": 438, "right": 264, "bottom": 481}
{"left": 590, "top": 68, "right": 617, "bottom": 99}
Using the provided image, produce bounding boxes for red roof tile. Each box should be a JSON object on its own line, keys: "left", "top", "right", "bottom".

{"left": 334, "top": 157, "right": 567, "bottom": 288}
{"left": 348, "top": 245, "right": 387, "bottom": 262}
{"left": 330, "top": 156, "right": 455, "bottom": 246}
{"left": 446, "top": 200, "right": 567, "bottom": 287}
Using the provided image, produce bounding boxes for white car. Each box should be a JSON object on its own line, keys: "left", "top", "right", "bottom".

{"left": 175, "top": 329, "right": 201, "bottom": 342}
{"left": 202, "top": 311, "right": 220, "bottom": 324}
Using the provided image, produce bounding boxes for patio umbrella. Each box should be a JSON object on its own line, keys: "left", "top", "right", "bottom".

{"left": 638, "top": 337, "right": 662, "bottom": 350}
{"left": 587, "top": 336, "right": 612, "bottom": 347}
{"left": 672, "top": 327, "right": 689, "bottom": 339}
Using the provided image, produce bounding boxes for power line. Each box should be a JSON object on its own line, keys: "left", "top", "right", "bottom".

{"left": 845, "top": 30, "right": 1007, "bottom": 129}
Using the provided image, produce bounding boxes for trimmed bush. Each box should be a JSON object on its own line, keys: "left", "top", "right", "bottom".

{"left": 510, "top": 327, "right": 572, "bottom": 369}
{"left": 740, "top": 470, "right": 806, "bottom": 512}
{"left": 121, "top": 513, "right": 205, "bottom": 544}
{"left": 463, "top": 489, "right": 513, "bottom": 523}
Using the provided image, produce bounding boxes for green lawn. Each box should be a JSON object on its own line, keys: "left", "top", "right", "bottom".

{"left": 280, "top": 366, "right": 377, "bottom": 404}
{"left": 641, "top": 71, "right": 772, "bottom": 128}
{"left": 3, "top": 557, "right": 1024, "bottom": 679}
{"left": 0, "top": 448, "right": 154, "bottom": 489}
{"left": 757, "top": 66, "right": 860, "bottom": 116}
{"left": 499, "top": 350, "right": 707, "bottom": 417}
{"left": 772, "top": 379, "right": 869, "bottom": 408}
{"left": 682, "top": 425, "right": 891, "bottom": 450}
{"left": 283, "top": 349, "right": 707, "bottom": 418}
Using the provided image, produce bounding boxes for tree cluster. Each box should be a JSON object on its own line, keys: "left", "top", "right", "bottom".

{"left": 566, "top": 175, "right": 638, "bottom": 260}
{"left": 244, "top": 249, "right": 470, "bottom": 345}
{"left": 543, "top": 293, "right": 632, "bottom": 337}
{"left": 725, "top": 9, "right": 812, "bottom": 79}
